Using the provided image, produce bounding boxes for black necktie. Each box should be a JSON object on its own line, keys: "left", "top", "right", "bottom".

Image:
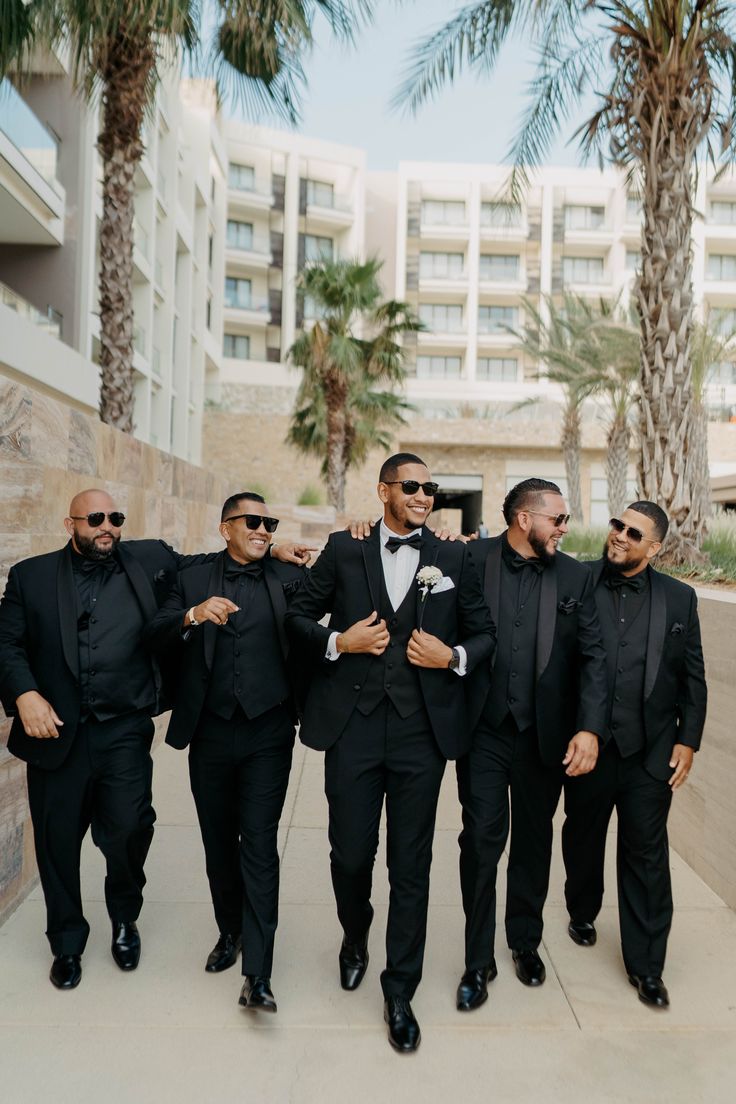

{"left": 606, "top": 572, "right": 643, "bottom": 593}
{"left": 509, "top": 553, "right": 544, "bottom": 574}
{"left": 385, "top": 533, "right": 424, "bottom": 554}
{"left": 224, "top": 562, "right": 264, "bottom": 582}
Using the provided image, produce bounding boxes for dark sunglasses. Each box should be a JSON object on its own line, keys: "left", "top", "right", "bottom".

{"left": 69, "top": 512, "right": 126, "bottom": 527}
{"left": 384, "top": 480, "right": 439, "bottom": 496}
{"left": 223, "top": 513, "right": 279, "bottom": 534}
{"left": 609, "top": 517, "right": 659, "bottom": 545}
{"left": 526, "top": 510, "right": 571, "bottom": 527}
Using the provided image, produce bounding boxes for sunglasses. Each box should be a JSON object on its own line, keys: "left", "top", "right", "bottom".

{"left": 526, "top": 510, "right": 571, "bottom": 527}
{"left": 609, "top": 517, "right": 659, "bottom": 545}
{"left": 69, "top": 512, "right": 126, "bottom": 527}
{"left": 223, "top": 513, "right": 279, "bottom": 534}
{"left": 384, "top": 480, "right": 439, "bottom": 496}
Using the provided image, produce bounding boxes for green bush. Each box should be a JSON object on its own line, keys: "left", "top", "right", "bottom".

{"left": 297, "top": 484, "right": 323, "bottom": 506}
{"left": 560, "top": 527, "right": 607, "bottom": 560}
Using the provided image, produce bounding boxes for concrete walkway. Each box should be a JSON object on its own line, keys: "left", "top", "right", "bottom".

{"left": 1, "top": 741, "right": 735, "bottom": 1103}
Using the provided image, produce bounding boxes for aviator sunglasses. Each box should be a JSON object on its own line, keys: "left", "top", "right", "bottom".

{"left": 224, "top": 513, "right": 280, "bottom": 534}
{"left": 69, "top": 511, "right": 126, "bottom": 527}
{"left": 609, "top": 517, "right": 659, "bottom": 545}
{"left": 526, "top": 510, "right": 571, "bottom": 527}
{"left": 383, "top": 480, "right": 439, "bottom": 496}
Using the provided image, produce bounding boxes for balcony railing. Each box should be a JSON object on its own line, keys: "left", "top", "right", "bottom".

{"left": 1, "top": 281, "right": 61, "bottom": 338}
{"left": 134, "top": 221, "right": 149, "bottom": 260}
{"left": 0, "top": 78, "right": 62, "bottom": 195}
{"left": 224, "top": 296, "right": 270, "bottom": 314}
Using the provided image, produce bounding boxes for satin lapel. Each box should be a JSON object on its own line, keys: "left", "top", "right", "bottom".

{"left": 535, "top": 560, "right": 557, "bottom": 680}
{"left": 415, "top": 529, "right": 440, "bottom": 626}
{"left": 644, "top": 568, "right": 666, "bottom": 700}
{"left": 263, "top": 559, "right": 289, "bottom": 659}
{"left": 56, "top": 543, "right": 79, "bottom": 680}
{"left": 117, "top": 544, "right": 158, "bottom": 625}
{"left": 360, "top": 523, "right": 383, "bottom": 615}
{"left": 483, "top": 538, "right": 502, "bottom": 629}
{"left": 590, "top": 559, "right": 606, "bottom": 589}
{"left": 203, "top": 554, "right": 225, "bottom": 672}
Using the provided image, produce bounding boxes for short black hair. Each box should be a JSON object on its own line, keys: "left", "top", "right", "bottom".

{"left": 221, "top": 491, "right": 266, "bottom": 522}
{"left": 626, "top": 500, "right": 669, "bottom": 542}
{"left": 502, "top": 478, "right": 562, "bottom": 526}
{"left": 379, "top": 452, "right": 427, "bottom": 483}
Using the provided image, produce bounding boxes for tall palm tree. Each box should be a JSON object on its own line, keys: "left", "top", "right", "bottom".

{"left": 287, "top": 257, "right": 421, "bottom": 511}
{"left": 396, "top": 2, "right": 736, "bottom": 563}
{"left": 1, "top": 1, "right": 371, "bottom": 432}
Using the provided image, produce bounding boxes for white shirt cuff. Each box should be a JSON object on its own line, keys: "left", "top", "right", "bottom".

{"left": 453, "top": 645, "right": 468, "bottom": 677}
{"left": 326, "top": 631, "right": 341, "bottom": 661}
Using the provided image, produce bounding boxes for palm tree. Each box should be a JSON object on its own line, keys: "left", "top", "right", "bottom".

{"left": 396, "top": 2, "right": 736, "bottom": 563}
{"left": 1, "top": 1, "right": 371, "bottom": 432}
{"left": 287, "top": 257, "right": 421, "bottom": 511}
{"left": 688, "top": 314, "right": 736, "bottom": 529}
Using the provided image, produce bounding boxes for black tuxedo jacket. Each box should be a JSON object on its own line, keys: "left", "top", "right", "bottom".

{"left": 0, "top": 540, "right": 213, "bottom": 769}
{"left": 284, "top": 525, "right": 495, "bottom": 760}
{"left": 143, "top": 552, "right": 305, "bottom": 749}
{"left": 468, "top": 535, "right": 608, "bottom": 765}
{"left": 589, "top": 559, "right": 707, "bottom": 780}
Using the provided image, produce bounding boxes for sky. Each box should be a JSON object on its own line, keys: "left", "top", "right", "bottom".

{"left": 228, "top": 0, "right": 602, "bottom": 171}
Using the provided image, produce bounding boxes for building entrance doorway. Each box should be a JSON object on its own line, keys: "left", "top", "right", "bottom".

{"left": 429, "top": 474, "right": 483, "bottom": 536}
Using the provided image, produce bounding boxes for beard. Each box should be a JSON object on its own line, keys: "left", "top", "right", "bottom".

{"left": 75, "top": 532, "right": 120, "bottom": 560}
{"left": 604, "top": 539, "right": 644, "bottom": 574}
{"left": 528, "top": 529, "right": 556, "bottom": 567}
{"left": 387, "top": 500, "right": 423, "bottom": 532}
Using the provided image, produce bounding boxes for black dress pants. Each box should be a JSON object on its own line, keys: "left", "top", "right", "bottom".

{"left": 457, "top": 712, "right": 563, "bottom": 965}
{"left": 26, "top": 710, "right": 156, "bottom": 956}
{"left": 562, "top": 740, "right": 673, "bottom": 977}
{"left": 324, "top": 700, "right": 446, "bottom": 1000}
{"left": 188, "top": 703, "right": 294, "bottom": 976}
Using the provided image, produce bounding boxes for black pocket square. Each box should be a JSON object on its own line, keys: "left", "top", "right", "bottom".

{"left": 670, "top": 622, "right": 685, "bottom": 636}
{"left": 153, "top": 569, "right": 168, "bottom": 584}
{"left": 558, "top": 597, "right": 581, "bottom": 615}
{"left": 282, "top": 579, "right": 302, "bottom": 597}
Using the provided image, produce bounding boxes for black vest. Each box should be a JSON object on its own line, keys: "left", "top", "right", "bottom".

{"left": 355, "top": 572, "right": 423, "bottom": 719}
{"left": 596, "top": 577, "right": 650, "bottom": 756}
{"left": 485, "top": 556, "right": 542, "bottom": 732}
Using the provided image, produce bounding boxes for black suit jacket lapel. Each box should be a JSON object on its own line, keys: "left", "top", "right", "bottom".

{"left": 117, "top": 544, "right": 158, "bottom": 624}
{"left": 57, "top": 543, "right": 79, "bottom": 680}
{"left": 644, "top": 567, "right": 666, "bottom": 700}
{"left": 202, "top": 554, "right": 225, "bottom": 672}
{"left": 535, "top": 559, "right": 558, "bottom": 680}
{"left": 360, "top": 523, "right": 383, "bottom": 614}
{"left": 415, "top": 529, "right": 440, "bottom": 626}
{"left": 263, "top": 559, "right": 289, "bottom": 660}
{"left": 483, "top": 537, "right": 502, "bottom": 628}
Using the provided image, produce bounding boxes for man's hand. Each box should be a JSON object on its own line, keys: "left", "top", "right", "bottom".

{"left": 16, "top": 690, "right": 63, "bottom": 739}
{"left": 669, "top": 744, "right": 694, "bottom": 789}
{"left": 271, "top": 542, "right": 317, "bottom": 565}
{"left": 337, "top": 612, "right": 390, "bottom": 655}
{"left": 345, "top": 520, "right": 374, "bottom": 540}
{"left": 563, "top": 731, "right": 599, "bottom": 776}
{"left": 187, "top": 596, "right": 240, "bottom": 628}
{"left": 406, "top": 629, "right": 453, "bottom": 669}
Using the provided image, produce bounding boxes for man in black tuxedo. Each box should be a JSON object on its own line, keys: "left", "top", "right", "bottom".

{"left": 562, "top": 502, "right": 707, "bottom": 1008}
{"left": 285, "top": 453, "right": 494, "bottom": 1052}
{"left": 456, "top": 478, "right": 607, "bottom": 1011}
{"left": 144, "top": 492, "right": 304, "bottom": 1014}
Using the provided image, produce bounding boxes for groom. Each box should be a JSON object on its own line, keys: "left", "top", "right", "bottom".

{"left": 285, "top": 453, "right": 495, "bottom": 1052}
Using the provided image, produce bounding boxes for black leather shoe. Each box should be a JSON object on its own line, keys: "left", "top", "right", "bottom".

{"left": 628, "top": 974, "right": 669, "bottom": 1008}
{"left": 339, "top": 933, "right": 369, "bottom": 991}
{"left": 50, "top": 954, "right": 82, "bottom": 990}
{"left": 238, "top": 975, "right": 277, "bottom": 1013}
{"left": 512, "top": 948, "right": 546, "bottom": 986}
{"left": 111, "top": 921, "right": 141, "bottom": 971}
{"left": 568, "top": 920, "right": 597, "bottom": 947}
{"left": 384, "top": 997, "right": 421, "bottom": 1053}
{"left": 205, "top": 932, "right": 241, "bottom": 973}
{"left": 456, "top": 961, "right": 498, "bottom": 1011}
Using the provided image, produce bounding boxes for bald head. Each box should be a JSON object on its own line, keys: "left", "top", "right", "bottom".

{"left": 64, "top": 488, "right": 124, "bottom": 560}
{"left": 68, "top": 488, "right": 116, "bottom": 519}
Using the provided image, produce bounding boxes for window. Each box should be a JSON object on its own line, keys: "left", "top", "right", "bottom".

{"left": 418, "top": 303, "right": 463, "bottom": 332}
{"left": 304, "top": 234, "right": 334, "bottom": 262}
{"left": 208, "top": 233, "right": 214, "bottom": 268}
{"left": 228, "top": 163, "right": 255, "bottom": 191}
{"left": 421, "top": 200, "right": 466, "bottom": 225}
{"left": 416, "top": 355, "right": 462, "bottom": 378}
{"left": 564, "top": 205, "right": 605, "bottom": 231}
{"left": 478, "top": 305, "right": 519, "bottom": 334}
{"left": 562, "top": 256, "right": 604, "bottom": 284}
{"left": 477, "top": 357, "right": 519, "bottom": 381}
{"left": 626, "top": 195, "right": 641, "bottom": 222}
{"left": 225, "top": 277, "right": 252, "bottom": 309}
{"left": 224, "top": 334, "right": 250, "bottom": 360}
{"left": 480, "top": 202, "right": 522, "bottom": 227}
{"left": 707, "top": 254, "right": 736, "bottom": 281}
{"left": 590, "top": 476, "right": 638, "bottom": 526}
{"left": 479, "top": 254, "right": 520, "bottom": 281}
{"left": 707, "top": 361, "right": 736, "bottom": 384}
{"left": 206, "top": 296, "right": 212, "bottom": 331}
{"left": 710, "top": 200, "right": 736, "bottom": 225}
{"left": 625, "top": 250, "right": 639, "bottom": 272}
{"left": 419, "top": 251, "right": 464, "bottom": 279}
{"left": 226, "top": 220, "right": 253, "bottom": 250}
{"left": 712, "top": 308, "right": 736, "bottom": 337}
{"left": 306, "top": 180, "right": 334, "bottom": 208}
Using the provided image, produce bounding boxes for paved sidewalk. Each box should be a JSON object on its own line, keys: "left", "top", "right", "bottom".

{"left": 1, "top": 741, "right": 735, "bottom": 1103}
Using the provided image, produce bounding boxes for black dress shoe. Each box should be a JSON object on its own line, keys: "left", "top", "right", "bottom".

{"left": 339, "top": 933, "right": 369, "bottom": 991}
{"left": 456, "top": 961, "right": 498, "bottom": 1011}
{"left": 238, "top": 975, "right": 277, "bottom": 1013}
{"left": 50, "top": 954, "right": 82, "bottom": 990}
{"left": 205, "top": 932, "right": 242, "bottom": 973}
{"left": 384, "top": 997, "right": 421, "bottom": 1053}
{"left": 628, "top": 974, "right": 669, "bottom": 1008}
{"left": 111, "top": 921, "right": 141, "bottom": 971}
{"left": 568, "top": 920, "right": 597, "bottom": 947}
{"left": 512, "top": 948, "right": 546, "bottom": 987}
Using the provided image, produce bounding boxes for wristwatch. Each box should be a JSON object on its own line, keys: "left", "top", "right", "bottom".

{"left": 187, "top": 607, "right": 199, "bottom": 627}
{"left": 448, "top": 647, "right": 461, "bottom": 671}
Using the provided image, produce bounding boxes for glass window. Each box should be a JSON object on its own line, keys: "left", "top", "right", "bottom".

{"left": 626, "top": 195, "right": 641, "bottom": 222}
{"left": 479, "top": 254, "right": 520, "bottom": 281}
{"left": 226, "top": 220, "right": 253, "bottom": 250}
{"left": 564, "top": 206, "right": 606, "bottom": 230}
{"left": 625, "top": 250, "right": 639, "bottom": 272}
{"left": 224, "top": 277, "right": 252, "bottom": 309}
{"left": 562, "top": 256, "right": 605, "bottom": 284}
{"left": 480, "top": 202, "right": 522, "bottom": 227}
{"left": 421, "top": 200, "right": 466, "bottom": 225}
{"left": 419, "top": 251, "right": 465, "bottom": 279}
{"left": 418, "top": 303, "right": 464, "bottom": 332}
{"left": 478, "top": 305, "right": 519, "bottom": 333}
{"left": 304, "top": 234, "right": 334, "bottom": 262}
{"left": 712, "top": 308, "right": 736, "bottom": 337}
{"left": 223, "top": 334, "right": 250, "bottom": 360}
{"left": 228, "top": 163, "right": 255, "bottom": 191}
{"left": 707, "top": 254, "right": 736, "bottom": 281}
{"left": 710, "top": 200, "right": 736, "bottom": 225}
{"left": 416, "top": 355, "right": 462, "bottom": 378}
{"left": 477, "top": 357, "right": 519, "bottom": 381}
{"left": 707, "top": 360, "right": 736, "bottom": 384}
{"left": 306, "top": 180, "right": 334, "bottom": 208}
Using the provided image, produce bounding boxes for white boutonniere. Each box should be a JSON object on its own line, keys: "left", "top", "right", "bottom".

{"left": 416, "top": 566, "right": 454, "bottom": 627}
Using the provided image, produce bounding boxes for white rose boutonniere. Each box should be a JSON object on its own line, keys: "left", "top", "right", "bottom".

{"left": 416, "top": 565, "right": 453, "bottom": 628}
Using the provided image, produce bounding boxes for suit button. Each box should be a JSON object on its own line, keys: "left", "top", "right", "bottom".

{"left": 92, "top": 644, "right": 98, "bottom": 650}
{"left": 618, "top": 666, "right": 623, "bottom": 673}
{"left": 512, "top": 645, "right": 519, "bottom": 652}
{"left": 90, "top": 617, "right": 97, "bottom": 624}
{"left": 353, "top": 684, "right": 361, "bottom": 691}
{"left": 510, "top": 672, "right": 517, "bottom": 679}
{"left": 235, "top": 650, "right": 240, "bottom": 656}
{"left": 235, "top": 670, "right": 241, "bottom": 677}
{"left": 389, "top": 642, "right": 395, "bottom": 648}
{"left": 621, "top": 641, "right": 628, "bottom": 648}
{"left": 508, "top": 697, "right": 516, "bottom": 704}
{"left": 386, "top": 683, "right": 392, "bottom": 689}
{"left": 236, "top": 633, "right": 242, "bottom": 639}
{"left": 514, "top": 619, "right": 521, "bottom": 627}
{"left": 90, "top": 670, "right": 96, "bottom": 677}
{"left": 387, "top": 663, "right": 393, "bottom": 670}
{"left": 615, "top": 695, "right": 621, "bottom": 702}
{"left": 612, "top": 722, "right": 618, "bottom": 730}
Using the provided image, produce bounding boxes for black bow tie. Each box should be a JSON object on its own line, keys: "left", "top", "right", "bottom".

{"left": 224, "top": 562, "right": 263, "bottom": 582}
{"left": 606, "top": 572, "right": 643, "bottom": 593}
{"left": 509, "top": 553, "right": 544, "bottom": 574}
{"left": 76, "top": 556, "right": 117, "bottom": 575}
{"left": 385, "top": 533, "right": 424, "bottom": 554}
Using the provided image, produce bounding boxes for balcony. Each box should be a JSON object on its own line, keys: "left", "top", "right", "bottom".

{"left": 0, "top": 281, "right": 61, "bottom": 338}
{"left": 225, "top": 237, "right": 273, "bottom": 273}
{"left": 228, "top": 183, "right": 275, "bottom": 214}
{"left": 563, "top": 205, "right": 614, "bottom": 247}
{"left": 223, "top": 296, "right": 271, "bottom": 329}
{"left": 0, "top": 79, "right": 65, "bottom": 245}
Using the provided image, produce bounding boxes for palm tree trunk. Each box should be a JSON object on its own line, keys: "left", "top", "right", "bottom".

{"left": 560, "top": 400, "right": 583, "bottom": 523}
{"left": 324, "top": 373, "right": 348, "bottom": 512}
{"left": 97, "top": 36, "right": 154, "bottom": 432}
{"left": 606, "top": 413, "right": 629, "bottom": 518}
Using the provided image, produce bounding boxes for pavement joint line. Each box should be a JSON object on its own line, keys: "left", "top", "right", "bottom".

{"left": 280, "top": 746, "right": 310, "bottom": 861}
{"left": 541, "top": 934, "right": 582, "bottom": 1030}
